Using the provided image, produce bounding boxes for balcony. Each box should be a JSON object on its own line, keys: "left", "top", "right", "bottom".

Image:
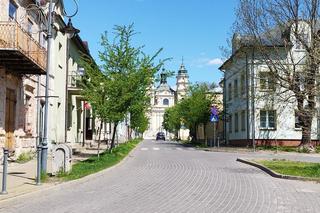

{"left": 68, "top": 70, "right": 84, "bottom": 94}
{"left": 0, "top": 21, "right": 47, "bottom": 74}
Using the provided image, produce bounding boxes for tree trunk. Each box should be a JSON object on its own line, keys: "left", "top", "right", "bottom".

{"left": 299, "top": 115, "right": 313, "bottom": 148}
{"left": 97, "top": 120, "right": 103, "bottom": 159}
{"left": 203, "top": 123, "right": 207, "bottom": 146}
{"left": 110, "top": 122, "right": 118, "bottom": 152}
{"left": 190, "top": 125, "right": 197, "bottom": 142}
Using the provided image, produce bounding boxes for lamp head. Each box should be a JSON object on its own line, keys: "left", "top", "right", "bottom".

{"left": 61, "top": 18, "right": 80, "bottom": 39}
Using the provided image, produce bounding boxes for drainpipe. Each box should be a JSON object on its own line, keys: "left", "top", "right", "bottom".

{"left": 223, "top": 77, "right": 228, "bottom": 145}
{"left": 251, "top": 48, "right": 256, "bottom": 151}
{"left": 36, "top": 75, "right": 40, "bottom": 146}
{"left": 82, "top": 101, "right": 86, "bottom": 147}
{"left": 64, "top": 37, "right": 70, "bottom": 144}
{"left": 246, "top": 52, "right": 250, "bottom": 147}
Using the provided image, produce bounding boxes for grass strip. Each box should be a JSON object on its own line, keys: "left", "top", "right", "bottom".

{"left": 257, "top": 159, "right": 320, "bottom": 179}
{"left": 59, "top": 138, "right": 141, "bottom": 181}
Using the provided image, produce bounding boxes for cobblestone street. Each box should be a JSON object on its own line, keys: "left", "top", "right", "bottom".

{"left": 2, "top": 140, "right": 320, "bottom": 213}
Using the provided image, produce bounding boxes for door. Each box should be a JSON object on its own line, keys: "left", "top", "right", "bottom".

{"left": 5, "top": 89, "right": 16, "bottom": 150}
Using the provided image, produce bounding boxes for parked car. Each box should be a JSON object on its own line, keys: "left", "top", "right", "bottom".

{"left": 156, "top": 132, "right": 165, "bottom": 141}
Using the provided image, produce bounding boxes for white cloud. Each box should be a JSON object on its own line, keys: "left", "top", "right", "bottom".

{"left": 207, "top": 58, "right": 224, "bottom": 65}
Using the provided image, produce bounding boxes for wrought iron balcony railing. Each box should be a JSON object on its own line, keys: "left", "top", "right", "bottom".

{"left": 0, "top": 21, "right": 47, "bottom": 74}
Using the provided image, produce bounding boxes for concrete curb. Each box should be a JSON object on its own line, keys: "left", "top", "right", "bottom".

{"left": 237, "top": 158, "right": 320, "bottom": 183}
{"left": 0, "top": 140, "right": 142, "bottom": 204}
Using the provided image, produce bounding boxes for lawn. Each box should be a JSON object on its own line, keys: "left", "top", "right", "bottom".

{"left": 257, "top": 159, "right": 320, "bottom": 179}
{"left": 58, "top": 138, "right": 141, "bottom": 181}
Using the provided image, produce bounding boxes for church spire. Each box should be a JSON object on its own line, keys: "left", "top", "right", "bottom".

{"left": 178, "top": 57, "right": 187, "bottom": 74}
{"left": 160, "top": 68, "right": 167, "bottom": 84}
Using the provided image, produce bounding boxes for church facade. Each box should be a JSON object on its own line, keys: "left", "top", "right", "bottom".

{"left": 144, "top": 63, "right": 189, "bottom": 140}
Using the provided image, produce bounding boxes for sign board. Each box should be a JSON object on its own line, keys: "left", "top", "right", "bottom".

{"left": 210, "top": 106, "right": 219, "bottom": 123}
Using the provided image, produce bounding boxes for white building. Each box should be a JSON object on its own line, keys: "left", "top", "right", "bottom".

{"left": 144, "top": 64, "right": 189, "bottom": 140}
{"left": 219, "top": 21, "right": 320, "bottom": 147}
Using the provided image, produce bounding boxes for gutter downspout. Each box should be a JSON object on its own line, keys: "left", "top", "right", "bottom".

{"left": 64, "top": 37, "right": 70, "bottom": 144}
{"left": 246, "top": 52, "right": 250, "bottom": 147}
{"left": 251, "top": 48, "right": 256, "bottom": 151}
{"left": 36, "top": 75, "right": 41, "bottom": 146}
{"left": 223, "top": 77, "right": 228, "bottom": 145}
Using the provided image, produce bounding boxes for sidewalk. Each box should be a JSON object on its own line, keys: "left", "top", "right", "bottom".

{"left": 0, "top": 142, "right": 109, "bottom": 202}
{"left": 201, "top": 146, "right": 320, "bottom": 162}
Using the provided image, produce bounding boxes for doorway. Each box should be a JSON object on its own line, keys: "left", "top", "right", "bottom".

{"left": 5, "top": 88, "right": 16, "bottom": 150}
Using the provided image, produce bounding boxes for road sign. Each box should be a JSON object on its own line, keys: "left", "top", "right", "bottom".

{"left": 211, "top": 106, "right": 218, "bottom": 116}
{"left": 210, "top": 106, "right": 219, "bottom": 123}
{"left": 210, "top": 114, "right": 219, "bottom": 123}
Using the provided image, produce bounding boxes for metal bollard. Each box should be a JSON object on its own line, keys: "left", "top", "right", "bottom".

{"left": 36, "top": 145, "right": 42, "bottom": 185}
{"left": 1, "top": 148, "right": 9, "bottom": 195}
{"left": 217, "top": 137, "right": 220, "bottom": 148}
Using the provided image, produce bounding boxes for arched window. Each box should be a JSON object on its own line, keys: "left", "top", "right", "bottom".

{"left": 163, "top": 98, "right": 169, "bottom": 105}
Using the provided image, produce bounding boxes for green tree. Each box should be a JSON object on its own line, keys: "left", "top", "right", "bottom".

{"left": 81, "top": 24, "right": 165, "bottom": 151}
{"left": 179, "top": 83, "right": 214, "bottom": 141}
{"left": 163, "top": 106, "right": 181, "bottom": 139}
{"left": 163, "top": 83, "right": 219, "bottom": 142}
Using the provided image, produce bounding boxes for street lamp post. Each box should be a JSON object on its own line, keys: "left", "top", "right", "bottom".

{"left": 41, "top": 0, "right": 54, "bottom": 173}
{"left": 41, "top": 0, "right": 80, "bottom": 173}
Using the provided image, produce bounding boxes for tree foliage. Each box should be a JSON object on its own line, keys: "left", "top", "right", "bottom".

{"left": 163, "top": 83, "right": 219, "bottom": 141}
{"left": 80, "top": 24, "right": 165, "bottom": 150}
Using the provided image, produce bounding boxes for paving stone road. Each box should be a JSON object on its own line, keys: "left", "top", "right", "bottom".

{"left": 1, "top": 140, "right": 320, "bottom": 213}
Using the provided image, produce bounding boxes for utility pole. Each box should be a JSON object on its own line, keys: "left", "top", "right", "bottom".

{"left": 41, "top": 0, "right": 54, "bottom": 173}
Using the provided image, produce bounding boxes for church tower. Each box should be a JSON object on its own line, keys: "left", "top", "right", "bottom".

{"left": 176, "top": 60, "right": 189, "bottom": 102}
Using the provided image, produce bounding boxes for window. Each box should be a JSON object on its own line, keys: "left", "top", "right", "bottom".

{"left": 27, "top": 19, "right": 33, "bottom": 35}
{"left": 163, "top": 98, "right": 169, "bottom": 105}
{"left": 24, "top": 95, "right": 31, "bottom": 134}
{"left": 228, "top": 83, "right": 232, "bottom": 101}
{"left": 67, "top": 103, "right": 73, "bottom": 129}
{"left": 234, "top": 79, "right": 238, "bottom": 98}
{"left": 240, "top": 73, "right": 245, "bottom": 95}
{"left": 260, "top": 72, "right": 275, "bottom": 90}
{"left": 295, "top": 111, "right": 302, "bottom": 129}
{"left": 9, "top": 1, "right": 17, "bottom": 20}
{"left": 39, "top": 33, "right": 47, "bottom": 48}
{"left": 260, "top": 110, "right": 276, "bottom": 129}
{"left": 296, "top": 33, "right": 309, "bottom": 50}
{"left": 241, "top": 110, "right": 246, "bottom": 131}
{"left": 229, "top": 115, "right": 232, "bottom": 133}
{"left": 235, "top": 112, "right": 239, "bottom": 132}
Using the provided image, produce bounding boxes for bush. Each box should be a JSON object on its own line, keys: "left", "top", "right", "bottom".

{"left": 16, "top": 151, "right": 34, "bottom": 163}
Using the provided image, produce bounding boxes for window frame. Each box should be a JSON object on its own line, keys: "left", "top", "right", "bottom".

{"left": 241, "top": 110, "right": 246, "bottom": 131}
{"left": 9, "top": 0, "right": 18, "bottom": 20}
{"left": 234, "top": 112, "right": 239, "bottom": 132}
{"left": 163, "top": 98, "right": 169, "bottom": 106}
{"left": 259, "top": 72, "right": 275, "bottom": 91}
{"left": 228, "top": 114, "right": 232, "bottom": 133}
{"left": 234, "top": 79, "right": 238, "bottom": 98}
{"left": 260, "top": 110, "right": 277, "bottom": 130}
{"left": 240, "top": 73, "right": 245, "bottom": 95}
{"left": 228, "top": 83, "right": 232, "bottom": 101}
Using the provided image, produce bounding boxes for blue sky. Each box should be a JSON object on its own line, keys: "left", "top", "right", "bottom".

{"left": 65, "top": 0, "right": 238, "bottom": 86}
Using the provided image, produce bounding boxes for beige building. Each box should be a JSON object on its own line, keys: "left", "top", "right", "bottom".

{"left": 0, "top": 0, "right": 91, "bottom": 157}
{"left": 0, "top": 0, "right": 47, "bottom": 157}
